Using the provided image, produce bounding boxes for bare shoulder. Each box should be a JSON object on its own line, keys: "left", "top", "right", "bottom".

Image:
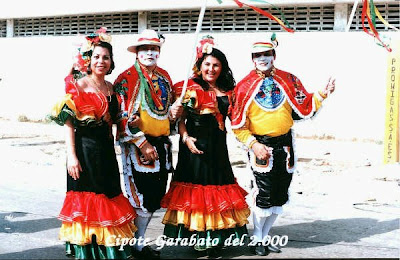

{"left": 76, "top": 77, "right": 89, "bottom": 91}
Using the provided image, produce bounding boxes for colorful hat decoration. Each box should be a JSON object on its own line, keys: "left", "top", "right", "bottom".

{"left": 72, "top": 27, "right": 112, "bottom": 77}
{"left": 127, "top": 29, "right": 165, "bottom": 53}
{"left": 251, "top": 32, "right": 278, "bottom": 53}
{"left": 196, "top": 35, "right": 215, "bottom": 60}
{"left": 191, "top": 35, "right": 217, "bottom": 76}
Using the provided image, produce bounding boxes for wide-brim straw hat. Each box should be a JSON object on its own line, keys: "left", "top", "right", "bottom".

{"left": 127, "top": 29, "right": 164, "bottom": 53}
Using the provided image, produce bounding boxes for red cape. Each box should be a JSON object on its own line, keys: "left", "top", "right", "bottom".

{"left": 231, "top": 68, "right": 315, "bottom": 129}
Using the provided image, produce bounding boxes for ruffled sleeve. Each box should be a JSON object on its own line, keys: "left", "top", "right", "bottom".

{"left": 173, "top": 79, "right": 228, "bottom": 131}
{"left": 49, "top": 93, "right": 78, "bottom": 126}
{"left": 173, "top": 79, "right": 218, "bottom": 115}
{"left": 49, "top": 75, "right": 108, "bottom": 126}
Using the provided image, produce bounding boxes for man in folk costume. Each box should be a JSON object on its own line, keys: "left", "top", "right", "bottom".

{"left": 231, "top": 33, "right": 335, "bottom": 256}
{"left": 113, "top": 29, "right": 182, "bottom": 259}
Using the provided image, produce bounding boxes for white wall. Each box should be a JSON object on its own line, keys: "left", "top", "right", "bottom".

{"left": 0, "top": 31, "right": 398, "bottom": 141}
{"left": 0, "top": 0, "right": 392, "bottom": 19}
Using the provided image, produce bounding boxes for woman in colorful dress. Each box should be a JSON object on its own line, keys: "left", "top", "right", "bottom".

{"left": 49, "top": 28, "right": 137, "bottom": 259}
{"left": 161, "top": 36, "right": 250, "bottom": 257}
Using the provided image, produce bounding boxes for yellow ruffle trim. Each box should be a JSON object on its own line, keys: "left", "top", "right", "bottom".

{"left": 50, "top": 93, "right": 98, "bottom": 122}
{"left": 162, "top": 208, "right": 250, "bottom": 232}
{"left": 59, "top": 221, "right": 137, "bottom": 246}
{"left": 51, "top": 94, "right": 77, "bottom": 117}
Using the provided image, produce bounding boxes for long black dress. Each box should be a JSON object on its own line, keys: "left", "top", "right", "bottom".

{"left": 161, "top": 81, "right": 249, "bottom": 250}
{"left": 50, "top": 75, "right": 137, "bottom": 259}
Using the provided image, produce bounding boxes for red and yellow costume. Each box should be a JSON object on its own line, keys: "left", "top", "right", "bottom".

{"left": 232, "top": 68, "right": 325, "bottom": 216}
{"left": 50, "top": 75, "right": 137, "bottom": 259}
{"left": 161, "top": 79, "right": 250, "bottom": 250}
{"left": 113, "top": 61, "right": 174, "bottom": 215}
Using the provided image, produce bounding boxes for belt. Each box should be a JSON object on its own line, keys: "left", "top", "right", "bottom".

{"left": 254, "top": 130, "right": 292, "bottom": 148}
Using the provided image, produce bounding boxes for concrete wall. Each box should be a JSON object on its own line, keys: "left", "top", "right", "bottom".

{"left": 0, "top": 0, "right": 392, "bottom": 19}
{"left": 0, "top": 31, "right": 397, "bottom": 141}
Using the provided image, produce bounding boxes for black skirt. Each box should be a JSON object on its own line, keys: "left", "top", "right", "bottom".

{"left": 173, "top": 97, "right": 235, "bottom": 186}
{"left": 67, "top": 96, "right": 122, "bottom": 199}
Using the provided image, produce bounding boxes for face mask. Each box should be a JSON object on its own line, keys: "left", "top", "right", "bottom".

{"left": 137, "top": 50, "right": 160, "bottom": 67}
{"left": 253, "top": 55, "right": 274, "bottom": 72}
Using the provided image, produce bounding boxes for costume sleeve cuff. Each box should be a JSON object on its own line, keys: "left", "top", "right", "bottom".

{"left": 317, "top": 91, "right": 327, "bottom": 102}
{"left": 127, "top": 135, "right": 148, "bottom": 148}
{"left": 120, "top": 123, "right": 147, "bottom": 148}
{"left": 246, "top": 136, "right": 257, "bottom": 149}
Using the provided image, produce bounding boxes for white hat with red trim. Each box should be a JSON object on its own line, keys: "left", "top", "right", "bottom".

{"left": 127, "top": 29, "right": 165, "bottom": 53}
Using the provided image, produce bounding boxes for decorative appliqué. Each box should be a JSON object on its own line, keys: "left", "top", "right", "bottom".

{"left": 294, "top": 90, "right": 307, "bottom": 104}
{"left": 283, "top": 146, "right": 295, "bottom": 173}
{"left": 254, "top": 77, "right": 285, "bottom": 111}
{"left": 114, "top": 79, "right": 128, "bottom": 96}
{"left": 248, "top": 149, "right": 274, "bottom": 173}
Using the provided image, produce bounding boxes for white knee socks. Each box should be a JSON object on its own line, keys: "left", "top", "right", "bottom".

{"left": 134, "top": 213, "right": 153, "bottom": 251}
{"left": 252, "top": 212, "right": 266, "bottom": 243}
{"left": 262, "top": 213, "right": 278, "bottom": 239}
{"left": 252, "top": 212, "right": 278, "bottom": 243}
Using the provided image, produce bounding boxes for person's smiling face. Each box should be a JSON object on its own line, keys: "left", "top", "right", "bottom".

{"left": 90, "top": 46, "right": 111, "bottom": 75}
{"left": 200, "top": 55, "right": 222, "bottom": 86}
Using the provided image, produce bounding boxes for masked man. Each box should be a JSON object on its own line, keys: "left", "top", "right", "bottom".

{"left": 231, "top": 33, "right": 335, "bottom": 256}
{"left": 113, "top": 29, "right": 182, "bottom": 259}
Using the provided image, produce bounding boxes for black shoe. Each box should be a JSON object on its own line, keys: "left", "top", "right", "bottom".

{"left": 207, "top": 247, "right": 222, "bottom": 258}
{"left": 133, "top": 246, "right": 160, "bottom": 259}
{"left": 266, "top": 244, "right": 282, "bottom": 253}
{"left": 250, "top": 243, "right": 269, "bottom": 256}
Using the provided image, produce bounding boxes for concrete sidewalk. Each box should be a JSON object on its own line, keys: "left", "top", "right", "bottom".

{"left": 0, "top": 121, "right": 399, "bottom": 259}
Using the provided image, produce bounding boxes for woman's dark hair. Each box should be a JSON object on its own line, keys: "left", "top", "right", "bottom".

{"left": 193, "top": 48, "right": 235, "bottom": 92}
{"left": 87, "top": 41, "right": 115, "bottom": 75}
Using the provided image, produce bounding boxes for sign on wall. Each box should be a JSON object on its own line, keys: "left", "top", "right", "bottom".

{"left": 384, "top": 39, "right": 400, "bottom": 164}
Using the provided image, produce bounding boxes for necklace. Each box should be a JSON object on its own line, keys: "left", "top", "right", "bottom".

{"left": 256, "top": 67, "right": 276, "bottom": 79}
{"left": 88, "top": 76, "right": 111, "bottom": 102}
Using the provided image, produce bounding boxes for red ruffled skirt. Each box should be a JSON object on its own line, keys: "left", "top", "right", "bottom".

{"left": 59, "top": 191, "right": 137, "bottom": 246}
{"left": 161, "top": 182, "right": 250, "bottom": 231}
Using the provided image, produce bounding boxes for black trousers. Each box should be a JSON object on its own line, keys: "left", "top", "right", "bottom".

{"left": 251, "top": 130, "right": 294, "bottom": 208}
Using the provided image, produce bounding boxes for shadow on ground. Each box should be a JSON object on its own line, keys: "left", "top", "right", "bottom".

{"left": 0, "top": 212, "right": 60, "bottom": 234}
{"left": 271, "top": 217, "right": 399, "bottom": 248}
{"left": 0, "top": 217, "right": 398, "bottom": 259}
{"left": 0, "top": 245, "right": 65, "bottom": 260}
{"left": 160, "top": 217, "right": 399, "bottom": 259}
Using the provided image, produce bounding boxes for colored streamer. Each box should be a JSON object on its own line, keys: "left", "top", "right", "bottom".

{"left": 361, "top": 0, "right": 399, "bottom": 52}
{"left": 217, "top": 0, "right": 295, "bottom": 33}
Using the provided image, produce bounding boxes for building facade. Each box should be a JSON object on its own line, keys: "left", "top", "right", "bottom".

{"left": 0, "top": 0, "right": 399, "bottom": 141}
{"left": 1, "top": 0, "right": 399, "bottom": 37}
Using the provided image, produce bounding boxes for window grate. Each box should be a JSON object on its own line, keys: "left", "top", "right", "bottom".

{"left": 14, "top": 12, "right": 138, "bottom": 37}
{"left": 350, "top": 2, "right": 400, "bottom": 31}
{"left": 148, "top": 5, "right": 335, "bottom": 33}
{"left": 0, "top": 20, "right": 6, "bottom": 37}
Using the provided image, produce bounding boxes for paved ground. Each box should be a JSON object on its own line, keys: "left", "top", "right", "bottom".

{"left": 0, "top": 119, "right": 399, "bottom": 259}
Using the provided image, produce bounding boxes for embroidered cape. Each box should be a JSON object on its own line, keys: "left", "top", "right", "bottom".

{"left": 113, "top": 61, "right": 173, "bottom": 143}
{"left": 231, "top": 68, "right": 315, "bottom": 129}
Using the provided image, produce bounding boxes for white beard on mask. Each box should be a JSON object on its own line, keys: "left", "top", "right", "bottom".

{"left": 137, "top": 50, "right": 159, "bottom": 67}
{"left": 253, "top": 55, "right": 274, "bottom": 72}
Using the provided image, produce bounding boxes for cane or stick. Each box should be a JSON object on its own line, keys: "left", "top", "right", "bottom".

{"left": 179, "top": 0, "right": 208, "bottom": 102}
{"left": 346, "top": 0, "right": 359, "bottom": 32}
